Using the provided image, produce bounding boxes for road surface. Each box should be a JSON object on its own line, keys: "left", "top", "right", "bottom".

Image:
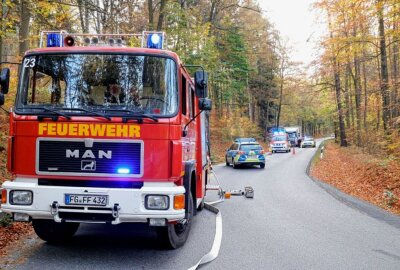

{"left": 2, "top": 141, "right": 400, "bottom": 269}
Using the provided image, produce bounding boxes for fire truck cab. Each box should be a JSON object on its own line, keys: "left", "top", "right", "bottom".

{"left": 0, "top": 31, "right": 212, "bottom": 249}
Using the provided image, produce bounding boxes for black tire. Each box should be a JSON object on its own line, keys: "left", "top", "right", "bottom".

{"left": 225, "top": 157, "right": 230, "bottom": 166}
{"left": 197, "top": 196, "right": 205, "bottom": 211}
{"left": 32, "top": 219, "right": 79, "bottom": 244}
{"left": 232, "top": 158, "right": 237, "bottom": 169}
{"left": 260, "top": 163, "right": 265, "bottom": 169}
{"left": 157, "top": 192, "right": 194, "bottom": 249}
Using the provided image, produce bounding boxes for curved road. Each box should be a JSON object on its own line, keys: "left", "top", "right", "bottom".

{"left": 2, "top": 141, "right": 400, "bottom": 269}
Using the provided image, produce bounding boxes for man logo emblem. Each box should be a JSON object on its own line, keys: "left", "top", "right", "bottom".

{"left": 81, "top": 160, "right": 96, "bottom": 171}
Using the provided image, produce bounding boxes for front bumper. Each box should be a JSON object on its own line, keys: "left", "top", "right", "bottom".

{"left": 302, "top": 143, "right": 315, "bottom": 147}
{"left": 1, "top": 178, "right": 185, "bottom": 225}
{"left": 271, "top": 145, "right": 290, "bottom": 151}
{"left": 234, "top": 155, "right": 265, "bottom": 165}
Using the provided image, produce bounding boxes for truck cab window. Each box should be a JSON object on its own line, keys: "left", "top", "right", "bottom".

{"left": 27, "top": 71, "right": 66, "bottom": 105}
{"left": 190, "top": 87, "right": 195, "bottom": 117}
{"left": 181, "top": 75, "right": 187, "bottom": 115}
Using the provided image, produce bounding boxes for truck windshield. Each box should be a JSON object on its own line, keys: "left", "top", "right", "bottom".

{"left": 272, "top": 136, "right": 287, "bottom": 141}
{"left": 16, "top": 54, "right": 178, "bottom": 117}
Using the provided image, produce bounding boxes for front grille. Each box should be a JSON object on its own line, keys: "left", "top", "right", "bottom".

{"left": 37, "top": 138, "right": 143, "bottom": 177}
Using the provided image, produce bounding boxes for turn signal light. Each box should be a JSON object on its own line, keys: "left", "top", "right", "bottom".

{"left": 174, "top": 194, "right": 185, "bottom": 210}
{"left": 224, "top": 192, "right": 231, "bottom": 199}
{"left": 1, "top": 189, "right": 7, "bottom": 204}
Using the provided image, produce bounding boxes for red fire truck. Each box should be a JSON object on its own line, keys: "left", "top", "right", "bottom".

{"left": 0, "top": 31, "right": 212, "bottom": 249}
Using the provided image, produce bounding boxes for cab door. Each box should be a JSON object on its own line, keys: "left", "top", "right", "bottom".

{"left": 227, "top": 143, "right": 239, "bottom": 159}
{"left": 181, "top": 74, "right": 191, "bottom": 161}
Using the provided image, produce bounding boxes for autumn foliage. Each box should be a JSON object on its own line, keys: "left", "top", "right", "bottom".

{"left": 311, "top": 141, "right": 400, "bottom": 215}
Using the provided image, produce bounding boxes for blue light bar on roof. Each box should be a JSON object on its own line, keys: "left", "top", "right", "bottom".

{"left": 47, "top": 33, "right": 63, "bottom": 47}
{"left": 147, "top": 33, "right": 163, "bottom": 49}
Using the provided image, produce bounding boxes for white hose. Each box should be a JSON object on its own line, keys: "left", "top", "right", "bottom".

{"left": 188, "top": 169, "right": 224, "bottom": 270}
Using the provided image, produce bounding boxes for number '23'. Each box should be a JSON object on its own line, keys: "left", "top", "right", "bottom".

{"left": 23, "top": 58, "right": 36, "bottom": 68}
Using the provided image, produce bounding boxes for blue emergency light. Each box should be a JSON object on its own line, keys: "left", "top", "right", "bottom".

{"left": 117, "top": 168, "right": 130, "bottom": 174}
{"left": 147, "top": 33, "right": 163, "bottom": 49}
{"left": 47, "top": 33, "right": 62, "bottom": 47}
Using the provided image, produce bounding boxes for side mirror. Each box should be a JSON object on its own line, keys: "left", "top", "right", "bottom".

{"left": 0, "top": 93, "right": 4, "bottom": 106}
{"left": 0, "top": 68, "right": 10, "bottom": 94}
{"left": 199, "top": 98, "right": 212, "bottom": 111}
{"left": 194, "top": 70, "right": 208, "bottom": 98}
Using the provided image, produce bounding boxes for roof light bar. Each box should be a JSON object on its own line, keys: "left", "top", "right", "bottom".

{"left": 40, "top": 30, "right": 167, "bottom": 49}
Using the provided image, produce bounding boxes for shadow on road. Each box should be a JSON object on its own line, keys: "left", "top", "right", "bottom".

{"left": 51, "top": 223, "right": 161, "bottom": 249}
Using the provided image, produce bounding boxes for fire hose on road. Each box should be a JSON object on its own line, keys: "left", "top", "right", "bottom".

{"left": 189, "top": 169, "right": 254, "bottom": 270}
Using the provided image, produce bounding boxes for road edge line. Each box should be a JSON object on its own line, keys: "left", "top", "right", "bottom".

{"left": 306, "top": 140, "right": 400, "bottom": 230}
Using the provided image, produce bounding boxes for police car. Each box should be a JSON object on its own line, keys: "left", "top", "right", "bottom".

{"left": 225, "top": 138, "right": 266, "bottom": 169}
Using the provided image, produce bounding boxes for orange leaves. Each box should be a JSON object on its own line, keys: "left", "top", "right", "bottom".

{"left": 0, "top": 221, "right": 33, "bottom": 256}
{"left": 311, "top": 141, "right": 400, "bottom": 215}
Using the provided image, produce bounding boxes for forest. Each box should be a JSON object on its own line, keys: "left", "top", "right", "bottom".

{"left": 0, "top": 0, "right": 399, "bottom": 161}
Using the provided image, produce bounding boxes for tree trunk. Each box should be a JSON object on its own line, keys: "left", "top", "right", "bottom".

{"left": 362, "top": 50, "right": 368, "bottom": 131}
{"left": 156, "top": 0, "right": 167, "bottom": 31}
{"left": 334, "top": 63, "right": 347, "bottom": 147}
{"left": 148, "top": 0, "right": 154, "bottom": 30}
{"left": 392, "top": 22, "right": 399, "bottom": 117}
{"left": 328, "top": 11, "right": 347, "bottom": 147}
{"left": 77, "top": 0, "right": 86, "bottom": 32}
{"left": 376, "top": 0, "right": 390, "bottom": 131}
{"left": 0, "top": 0, "right": 6, "bottom": 62}
{"left": 353, "top": 54, "right": 362, "bottom": 146}
{"left": 276, "top": 79, "right": 283, "bottom": 127}
{"left": 344, "top": 64, "right": 351, "bottom": 129}
{"left": 19, "top": 0, "right": 31, "bottom": 56}
{"left": 95, "top": 0, "right": 101, "bottom": 33}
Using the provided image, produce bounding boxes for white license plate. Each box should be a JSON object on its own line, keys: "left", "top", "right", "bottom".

{"left": 249, "top": 155, "right": 257, "bottom": 159}
{"left": 65, "top": 194, "right": 108, "bottom": 206}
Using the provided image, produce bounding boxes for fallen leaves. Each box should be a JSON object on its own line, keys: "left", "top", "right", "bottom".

{"left": 0, "top": 222, "right": 33, "bottom": 256}
{"left": 311, "top": 141, "right": 400, "bottom": 215}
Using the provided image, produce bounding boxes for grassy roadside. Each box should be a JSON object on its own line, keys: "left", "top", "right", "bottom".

{"left": 310, "top": 140, "right": 400, "bottom": 215}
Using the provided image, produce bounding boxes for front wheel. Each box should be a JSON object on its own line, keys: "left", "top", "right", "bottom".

{"left": 157, "top": 192, "right": 194, "bottom": 249}
{"left": 225, "top": 157, "right": 230, "bottom": 166}
{"left": 197, "top": 196, "right": 205, "bottom": 212}
{"left": 260, "top": 163, "right": 265, "bottom": 169}
{"left": 232, "top": 158, "right": 237, "bottom": 169}
{"left": 32, "top": 219, "right": 79, "bottom": 244}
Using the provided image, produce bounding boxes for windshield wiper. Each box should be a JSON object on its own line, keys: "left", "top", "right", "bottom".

{"left": 30, "top": 107, "right": 72, "bottom": 121}
{"left": 100, "top": 109, "right": 158, "bottom": 123}
{"left": 56, "top": 107, "right": 111, "bottom": 121}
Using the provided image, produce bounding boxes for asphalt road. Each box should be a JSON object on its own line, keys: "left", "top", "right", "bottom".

{"left": 3, "top": 141, "right": 400, "bottom": 269}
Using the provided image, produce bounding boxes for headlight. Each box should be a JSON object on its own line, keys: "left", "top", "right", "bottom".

{"left": 10, "top": 190, "right": 33, "bottom": 205}
{"left": 145, "top": 195, "right": 169, "bottom": 210}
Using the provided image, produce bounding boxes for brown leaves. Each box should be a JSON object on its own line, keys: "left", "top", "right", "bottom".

{"left": 311, "top": 141, "right": 400, "bottom": 215}
{"left": 0, "top": 222, "right": 33, "bottom": 256}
